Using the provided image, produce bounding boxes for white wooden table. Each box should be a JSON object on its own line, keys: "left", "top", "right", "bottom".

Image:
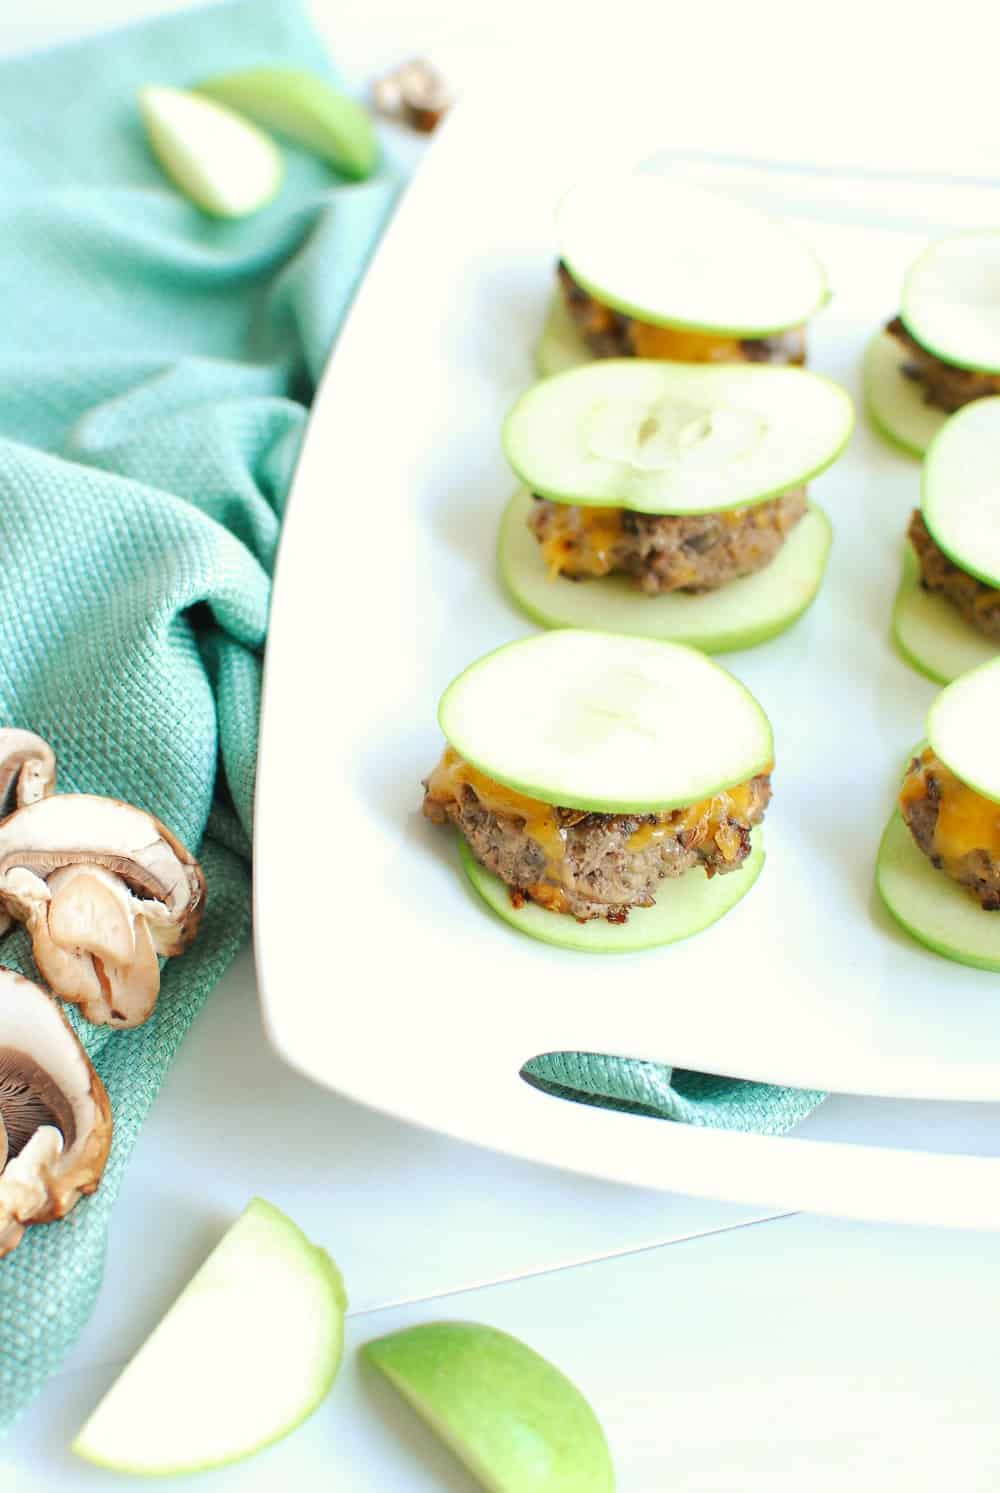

{"left": 5, "top": 3, "right": 1000, "bottom": 1486}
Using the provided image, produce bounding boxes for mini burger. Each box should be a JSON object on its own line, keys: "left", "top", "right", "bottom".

{"left": 498, "top": 359, "right": 852, "bottom": 650}
{"left": 538, "top": 173, "right": 829, "bottom": 377}
{"left": 893, "top": 396, "right": 1000, "bottom": 683}
{"left": 422, "top": 630, "right": 772, "bottom": 952}
{"left": 878, "top": 656, "right": 1000, "bottom": 971}
{"left": 867, "top": 230, "right": 1000, "bottom": 456}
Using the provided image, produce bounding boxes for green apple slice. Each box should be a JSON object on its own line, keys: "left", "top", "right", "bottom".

{"left": 922, "top": 395, "right": 1000, "bottom": 586}
{"left": 439, "top": 630, "right": 772, "bottom": 813}
{"left": 876, "top": 810, "right": 1000, "bottom": 971}
{"left": 364, "top": 1321, "right": 614, "bottom": 1492}
{"left": 892, "top": 540, "right": 997, "bottom": 684}
{"left": 557, "top": 172, "right": 826, "bottom": 335}
{"left": 139, "top": 86, "right": 283, "bottom": 218}
{"left": 536, "top": 292, "right": 592, "bottom": 376}
{"left": 196, "top": 67, "right": 377, "bottom": 180}
{"left": 498, "top": 489, "right": 831, "bottom": 651}
{"left": 72, "top": 1198, "right": 346, "bottom": 1476}
{"left": 927, "top": 655, "right": 1000, "bottom": 803}
{"left": 502, "top": 360, "right": 853, "bottom": 515}
{"left": 460, "top": 828, "right": 764, "bottom": 952}
{"left": 901, "top": 231, "right": 1000, "bottom": 374}
{"left": 864, "top": 330, "right": 947, "bottom": 457}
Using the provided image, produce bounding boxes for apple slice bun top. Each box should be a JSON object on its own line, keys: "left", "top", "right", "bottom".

{"left": 901, "top": 231, "right": 1000, "bottom": 374}
{"left": 922, "top": 396, "right": 1000, "bottom": 587}
{"left": 557, "top": 172, "right": 827, "bottom": 336}
{"left": 927, "top": 657, "right": 1000, "bottom": 807}
{"left": 503, "top": 360, "right": 853, "bottom": 515}
{"left": 438, "top": 630, "right": 773, "bottom": 814}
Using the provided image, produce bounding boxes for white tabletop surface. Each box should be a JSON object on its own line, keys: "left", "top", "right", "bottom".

{"left": 6, "top": 2, "right": 1000, "bottom": 1487}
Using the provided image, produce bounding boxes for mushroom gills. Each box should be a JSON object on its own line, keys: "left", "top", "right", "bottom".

{"left": 0, "top": 1045, "right": 76, "bottom": 1154}
{"left": 0, "top": 969, "right": 112, "bottom": 1257}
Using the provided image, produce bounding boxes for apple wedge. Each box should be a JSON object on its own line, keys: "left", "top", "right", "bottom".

{"left": 72, "top": 1198, "right": 346, "bottom": 1476}
{"left": 139, "top": 86, "right": 283, "bottom": 218}
{"left": 197, "top": 67, "right": 377, "bottom": 180}
{"left": 365, "top": 1320, "right": 615, "bottom": 1492}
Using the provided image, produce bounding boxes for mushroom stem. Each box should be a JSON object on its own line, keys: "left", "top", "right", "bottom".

{"left": 0, "top": 795, "right": 205, "bottom": 1028}
{"left": 0, "top": 729, "right": 56, "bottom": 822}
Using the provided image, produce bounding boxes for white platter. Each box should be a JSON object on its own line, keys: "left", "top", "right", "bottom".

{"left": 255, "top": 99, "right": 1000, "bottom": 1226}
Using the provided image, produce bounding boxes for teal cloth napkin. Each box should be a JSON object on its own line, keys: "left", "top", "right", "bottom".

{"left": 0, "top": 0, "right": 824, "bottom": 1434}
{"left": 0, "top": 0, "right": 398, "bottom": 1433}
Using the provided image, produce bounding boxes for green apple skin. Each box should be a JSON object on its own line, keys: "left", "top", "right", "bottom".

{"left": 71, "top": 1198, "right": 347, "bottom": 1477}
{"left": 365, "top": 1321, "right": 615, "bottom": 1493}
{"left": 197, "top": 67, "right": 378, "bottom": 180}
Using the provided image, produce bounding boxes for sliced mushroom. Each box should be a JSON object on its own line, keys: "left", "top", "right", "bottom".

{"left": 0, "top": 728, "right": 56, "bottom": 820}
{"left": 0, "top": 730, "right": 57, "bottom": 940}
{"left": 0, "top": 968, "right": 112, "bottom": 1257}
{"left": 0, "top": 795, "right": 205, "bottom": 1028}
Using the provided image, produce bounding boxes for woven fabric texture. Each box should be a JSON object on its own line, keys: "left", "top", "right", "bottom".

{"left": 0, "top": 0, "right": 397, "bottom": 1431}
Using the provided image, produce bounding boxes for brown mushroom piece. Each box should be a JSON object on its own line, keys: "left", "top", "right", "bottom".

{"left": 0, "top": 729, "right": 57, "bottom": 944}
{"left": 0, "top": 795, "right": 205, "bottom": 1028}
{"left": 0, "top": 728, "right": 56, "bottom": 821}
{"left": 0, "top": 967, "right": 112, "bottom": 1257}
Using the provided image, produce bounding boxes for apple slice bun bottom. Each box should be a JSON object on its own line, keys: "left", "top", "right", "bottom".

{"left": 364, "top": 1320, "right": 615, "bottom": 1493}
{"left": 892, "top": 541, "right": 996, "bottom": 684}
{"left": 927, "top": 655, "right": 1000, "bottom": 805}
{"left": 536, "top": 291, "right": 593, "bottom": 377}
{"left": 864, "top": 330, "right": 947, "bottom": 457}
{"left": 557, "top": 173, "right": 827, "bottom": 336}
{"left": 922, "top": 396, "right": 1000, "bottom": 588}
{"left": 72, "top": 1198, "right": 346, "bottom": 1476}
{"left": 877, "top": 811, "right": 1000, "bottom": 972}
{"left": 460, "top": 828, "right": 764, "bottom": 952}
{"left": 901, "top": 231, "right": 1000, "bottom": 375}
{"left": 438, "top": 630, "right": 773, "bottom": 814}
{"left": 503, "top": 357, "right": 853, "bottom": 516}
{"left": 499, "top": 489, "right": 831, "bottom": 651}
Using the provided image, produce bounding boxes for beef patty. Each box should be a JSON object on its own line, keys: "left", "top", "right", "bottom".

{"left": 529, "top": 489, "right": 807, "bottom": 594}
{"left": 887, "top": 315, "right": 1000, "bottom": 414}
{"left": 908, "top": 509, "right": 1000, "bottom": 641}
{"left": 423, "top": 747, "right": 770, "bottom": 922}
{"left": 901, "top": 748, "right": 1000, "bottom": 910}
{"left": 557, "top": 261, "right": 807, "bottom": 365}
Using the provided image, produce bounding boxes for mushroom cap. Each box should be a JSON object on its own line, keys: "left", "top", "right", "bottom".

{"left": 0, "top": 794, "right": 205, "bottom": 948}
{"left": 0, "top": 729, "right": 56, "bottom": 821}
{"left": 0, "top": 968, "right": 112, "bottom": 1257}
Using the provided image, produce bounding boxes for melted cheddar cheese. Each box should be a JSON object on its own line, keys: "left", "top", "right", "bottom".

{"left": 424, "top": 748, "right": 766, "bottom": 904}
{"left": 900, "top": 747, "right": 1000, "bottom": 877}
{"left": 629, "top": 321, "right": 747, "bottom": 362}
{"left": 537, "top": 506, "right": 625, "bottom": 579}
{"left": 627, "top": 779, "right": 759, "bottom": 864}
{"left": 425, "top": 748, "right": 566, "bottom": 866}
